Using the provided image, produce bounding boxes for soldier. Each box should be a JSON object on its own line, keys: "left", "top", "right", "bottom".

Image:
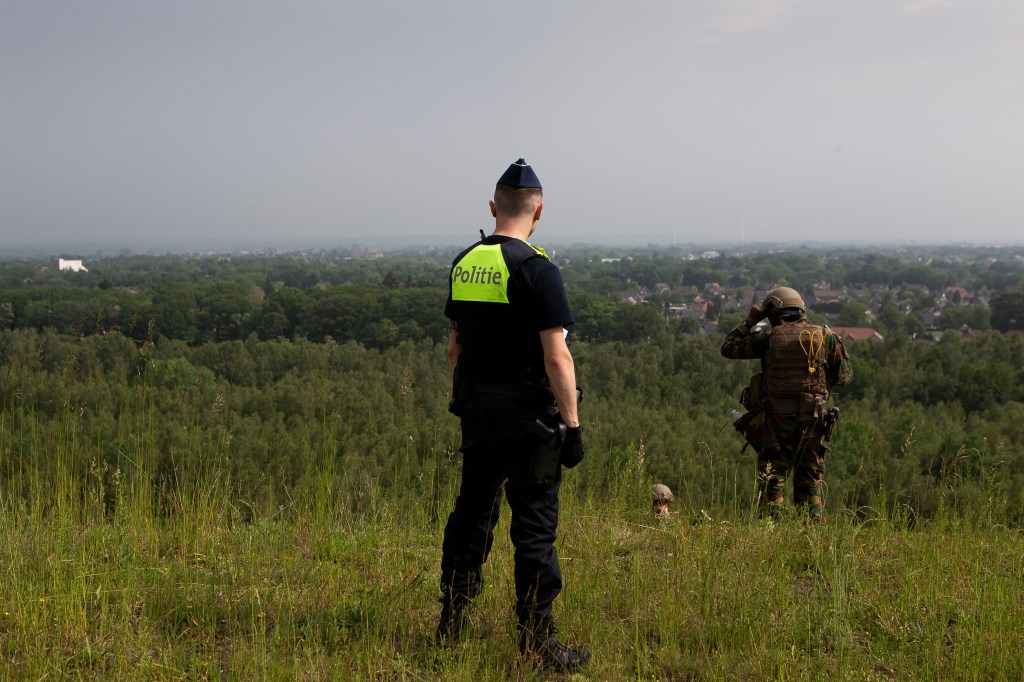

{"left": 721, "top": 287, "right": 852, "bottom": 522}
{"left": 437, "top": 159, "right": 590, "bottom": 672}
{"left": 652, "top": 483, "right": 674, "bottom": 517}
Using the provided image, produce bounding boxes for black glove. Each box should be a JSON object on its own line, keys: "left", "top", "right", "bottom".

{"left": 745, "top": 303, "right": 768, "bottom": 326}
{"left": 560, "top": 425, "right": 585, "bottom": 468}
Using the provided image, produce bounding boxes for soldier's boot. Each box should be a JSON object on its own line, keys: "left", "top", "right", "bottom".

{"left": 518, "top": 618, "right": 591, "bottom": 673}
{"left": 800, "top": 502, "right": 827, "bottom": 526}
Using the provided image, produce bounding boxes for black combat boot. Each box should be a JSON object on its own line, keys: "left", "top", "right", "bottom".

{"left": 518, "top": 618, "right": 591, "bottom": 672}
{"left": 436, "top": 596, "right": 491, "bottom": 645}
{"left": 435, "top": 595, "right": 469, "bottom": 644}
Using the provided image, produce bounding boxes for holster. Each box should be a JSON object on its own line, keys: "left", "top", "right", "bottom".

{"left": 740, "top": 372, "right": 763, "bottom": 411}
{"left": 528, "top": 413, "right": 565, "bottom": 484}
{"left": 734, "top": 401, "right": 780, "bottom": 454}
{"left": 822, "top": 406, "right": 840, "bottom": 442}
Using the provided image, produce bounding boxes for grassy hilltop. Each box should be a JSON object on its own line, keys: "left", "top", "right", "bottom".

{"left": 2, "top": 457, "right": 1022, "bottom": 680}
{"left": 2, "top": 327, "right": 1023, "bottom": 680}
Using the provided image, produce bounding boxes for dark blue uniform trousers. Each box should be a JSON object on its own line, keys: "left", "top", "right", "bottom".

{"left": 439, "top": 392, "right": 563, "bottom": 625}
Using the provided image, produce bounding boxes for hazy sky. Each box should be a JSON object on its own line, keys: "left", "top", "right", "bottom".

{"left": 3, "top": 0, "right": 1023, "bottom": 250}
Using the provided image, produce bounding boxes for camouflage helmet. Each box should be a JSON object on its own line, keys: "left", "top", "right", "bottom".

{"left": 651, "top": 483, "right": 674, "bottom": 503}
{"left": 763, "top": 286, "right": 805, "bottom": 313}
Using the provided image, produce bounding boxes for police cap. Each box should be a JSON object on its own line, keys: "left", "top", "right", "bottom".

{"left": 496, "top": 158, "right": 542, "bottom": 190}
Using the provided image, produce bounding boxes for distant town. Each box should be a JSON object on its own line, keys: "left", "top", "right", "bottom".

{"left": 2, "top": 243, "right": 1021, "bottom": 345}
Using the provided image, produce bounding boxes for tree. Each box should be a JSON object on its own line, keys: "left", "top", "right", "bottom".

{"left": 569, "top": 291, "right": 622, "bottom": 343}
{"left": 272, "top": 287, "right": 311, "bottom": 335}
{"left": 875, "top": 303, "right": 910, "bottom": 340}
{"left": 151, "top": 283, "right": 198, "bottom": 341}
{"left": 991, "top": 292, "right": 1024, "bottom": 332}
{"left": 835, "top": 301, "right": 869, "bottom": 327}
{"left": 937, "top": 305, "right": 991, "bottom": 331}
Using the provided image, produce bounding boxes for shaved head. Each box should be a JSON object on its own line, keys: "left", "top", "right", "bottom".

{"left": 493, "top": 185, "right": 542, "bottom": 218}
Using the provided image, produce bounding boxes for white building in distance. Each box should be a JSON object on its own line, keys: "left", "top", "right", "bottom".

{"left": 56, "top": 258, "right": 88, "bottom": 273}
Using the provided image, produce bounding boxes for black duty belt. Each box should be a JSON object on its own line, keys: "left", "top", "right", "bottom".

{"left": 472, "top": 381, "right": 554, "bottom": 406}
{"left": 472, "top": 382, "right": 530, "bottom": 399}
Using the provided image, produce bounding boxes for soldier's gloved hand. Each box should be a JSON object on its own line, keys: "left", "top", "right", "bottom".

{"left": 560, "top": 425, "right": 585, "bottom": 468}
{"left": 745, "top": 303, "right": 768, "bottom": 325}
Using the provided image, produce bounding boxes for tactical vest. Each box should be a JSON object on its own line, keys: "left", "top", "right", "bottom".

{"left": 448, "top": 237, "right": 550, "bottom": 383}
{"left": 763, "top": 320, "right": 830, "bottom": 414}
{"left": 451, "top": 239, "right": 547, "bottom": 303}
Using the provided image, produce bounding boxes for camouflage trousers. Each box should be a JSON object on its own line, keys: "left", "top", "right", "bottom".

{"left": 755, "top": 416, "right": 827, "bottom": 521}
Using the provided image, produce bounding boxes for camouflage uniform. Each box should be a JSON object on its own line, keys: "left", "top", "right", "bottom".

{"left": 722, "top": 310, "right": 852, "bottom": 520}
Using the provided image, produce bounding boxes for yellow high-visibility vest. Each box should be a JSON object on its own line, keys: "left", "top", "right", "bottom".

{"left": 451, "top": 240, "right": 549, "bottom": 304}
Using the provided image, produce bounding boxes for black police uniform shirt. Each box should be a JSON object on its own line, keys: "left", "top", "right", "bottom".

{"left": 445, "top": 235, "right": 574, "bottom": 385}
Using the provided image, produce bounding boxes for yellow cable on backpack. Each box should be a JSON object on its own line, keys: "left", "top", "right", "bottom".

{"left": 799, "top": 328, "right": 824, "bottom": 374}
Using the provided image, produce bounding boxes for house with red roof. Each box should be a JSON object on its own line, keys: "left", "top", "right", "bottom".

{"left": 828, "top": 326, "right": 884, "bottom": 342}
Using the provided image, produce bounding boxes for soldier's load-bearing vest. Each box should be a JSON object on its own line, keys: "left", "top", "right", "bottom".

{"left": 763, "top": 320, "right": 831, "bottom": 418}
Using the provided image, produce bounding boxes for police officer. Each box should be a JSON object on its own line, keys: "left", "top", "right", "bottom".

{"left": 437, "top": 159, "right": 590, "bottom": 672}
{"left": 721, "top": 287, "right": 853, "bottom": 522}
